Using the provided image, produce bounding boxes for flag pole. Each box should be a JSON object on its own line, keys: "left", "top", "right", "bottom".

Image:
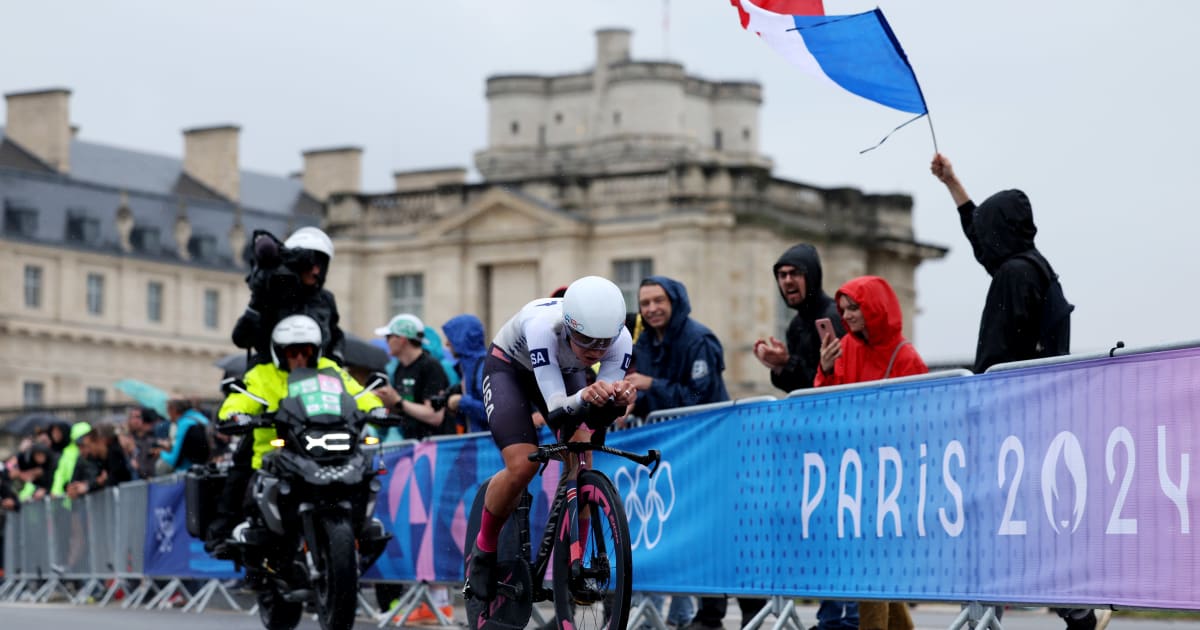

{"left": 926, "top": 111, "right": 940, "bottom": 153}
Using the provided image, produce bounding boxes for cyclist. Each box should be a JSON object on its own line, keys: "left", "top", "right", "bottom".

{"left": 206, "top": 314, "right": 381, "bottom": 553}
{"left": 467, "top": 275, "right": 637, "bottom": 599}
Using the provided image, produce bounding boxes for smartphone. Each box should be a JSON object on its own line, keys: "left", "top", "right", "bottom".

{"left": 815, "top": 317, "right": 835, "bottom": 343}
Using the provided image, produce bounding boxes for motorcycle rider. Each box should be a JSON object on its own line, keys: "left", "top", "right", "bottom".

{"left": 206, "top": 314, "right": 382, "bottom": 554}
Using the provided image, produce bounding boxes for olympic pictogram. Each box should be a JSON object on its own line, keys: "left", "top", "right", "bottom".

{"left": 614, "top": 460, "right": 674, "bottom": 550}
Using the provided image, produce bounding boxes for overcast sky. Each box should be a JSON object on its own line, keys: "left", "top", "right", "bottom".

{"left": 3, "top": 1, "right": 1197, "bottom": 362}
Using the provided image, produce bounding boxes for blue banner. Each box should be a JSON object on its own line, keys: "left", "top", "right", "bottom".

{"left": 143, "top": 480, "right": 239, "bottom": 579}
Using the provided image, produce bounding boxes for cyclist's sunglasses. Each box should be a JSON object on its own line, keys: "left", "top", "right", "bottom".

{"left": 568, "top": 329, "right": 614, "bottom": 350}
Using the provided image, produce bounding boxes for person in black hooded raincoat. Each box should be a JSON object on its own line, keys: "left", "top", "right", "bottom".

{"left": 753, "top": 244, "right": 845, "bottom": 392}
{"left": 931, "top": 153, "right": 1073, "bottom": 374}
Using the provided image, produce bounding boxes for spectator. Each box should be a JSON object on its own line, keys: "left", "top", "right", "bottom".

{"left": 422, "top": 325, "right": 462, "bottom": 389}
{"left": 753, "top": 244, "right": 857, "bottom": 630}
{"left": 15, "top": 444, "right": 55, "bottom": 502}
{"left": 753, "top": 244, "right": 845, "bottom": 392}
{"left": 157, "top": 399, "right": 211, "bottom": 474}
{"left": 371, "top": 313, "right": 452, "bottom": 621}
{"left": 442, "top": 314, "right": 489, "bottom": 434}
{"left": 68, "top": 424, "right": 134, "bottom": 499}
{"left": 49, "top": 422, "right": 92, "bottom": 498}
{"left": 45, "top": 421, "right": 72, "bottom": 457}
{"left": 626, "top": 276, "right": 729, "bottom": 629}
{"left": 931, "top": 158, "right": 1096, "bottom": 630}
{"left": 232, "top": 227, "right": 346, "bottom": 366}
{"left": 815, "top": 275, "right": 924, "bottom": 630}
{"left": 373, "top": 314, "right": 450, "bottom": 441}
{"left": 126, "top": 406, "right": 165, "bottom": 479}
{"left": 930, "top": 153, "right": 1074, "bottom": 373}
{"left": 1, "top": 454, "right": 19, "bottom": 512}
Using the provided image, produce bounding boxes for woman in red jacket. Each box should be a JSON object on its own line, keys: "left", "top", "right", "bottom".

{"left": 815, "top": 275, "right": 927, "bottom": 387}
{"left": 814, "top": 275, "right": 925, "bottom": 630}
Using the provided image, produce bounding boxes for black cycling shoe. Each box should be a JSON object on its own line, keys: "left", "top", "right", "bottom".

{"left": 466, "top": 548, "right": 498, "bottom": 600}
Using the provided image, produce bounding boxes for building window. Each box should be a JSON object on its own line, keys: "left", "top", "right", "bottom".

{"left": 65, "top": 211, "right": 100, "bottom": 245}
{"left": 743, "top": 127, "right": 751, "bottom": 141}
{"left": 613, "top": 111, "right": 622, "bottom": 126}
{"left": 613, "top": 258, "right": 654, "bottom": 312}
{"left": 510, "top": 121, "right": 520, "bottom": 136}
{"left": 4, "top": 201, "right": 38, "bottom": 237}
{"left": 23, "top": 382, "right": 44, "bottom": 408}
{"left": 131, "top": 226, "right": 161, "bottom": 253}
{"left": 203, "top": 289, "right": 219, "bottom": 329}
{"left": 188, "top": 233, "right": 218, "bottom": 261}
{"left": 538, "top": 125, "right": 546, "bottom": 147}
{"left": 554, "top": 112, "right": 563, "bottom": 124}
{"left": 86, "top": 387, "right": 106, "bottom": 405}
{"left": 86, "top": 273, "right": 105, "bottom": 315}
{"left": 24, "top": 265, "right": 42, "bottom": 309}
{"left": 147, "top": 281, "right": 163, "bottom": 323}
{"left": 714, "top": 130, "right": 724, "bottom": 151}
{"left": 387, "top": 273, "right": 424, "bottom": 320}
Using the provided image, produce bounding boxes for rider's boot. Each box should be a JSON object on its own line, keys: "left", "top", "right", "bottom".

{"left": 466, "top": 546, "right": 498, "bottom": 600}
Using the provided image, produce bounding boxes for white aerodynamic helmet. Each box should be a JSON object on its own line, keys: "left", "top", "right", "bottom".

{"left": 270, "top": 314, "right": 324, "bottom": 369}
{"left": 284, "top": 226, "right": 334, "bottom": 261}
{"left": 561, "top": 276, "right": 627, "bottom": 341}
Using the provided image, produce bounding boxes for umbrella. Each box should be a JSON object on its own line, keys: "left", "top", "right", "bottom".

{"left": 215, "top": 352, "right": 249, "bottom": 377}
{"left": 113, "top": 379, "right": 168, "bottom": 417}
{"left": 1, "top": 412, "right": 65, "bottom": 436}
{"left": 343, "top": 334, "right": 389, "bottom": 372}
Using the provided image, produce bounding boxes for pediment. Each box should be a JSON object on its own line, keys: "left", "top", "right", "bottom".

{"left": 425, "top": 187, "right": 585, "bottom": 241}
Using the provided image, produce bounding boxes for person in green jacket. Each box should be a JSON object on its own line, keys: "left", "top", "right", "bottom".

{"left": 207, "top": 315, "right": 382, "bottom": 550}
{"left": 49, "top": 422, "right": 92, "bottom": 498}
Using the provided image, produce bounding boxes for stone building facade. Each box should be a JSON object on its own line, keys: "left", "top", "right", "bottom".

{"left": 0, "top": 89, "right": 322, "bottom": 408}
{"left": 324, "top": 30, "right": 946, "bottom": 398}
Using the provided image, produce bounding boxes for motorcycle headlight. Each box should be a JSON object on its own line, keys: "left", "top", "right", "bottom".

{"left": 302, "top": 431, "right": 353, "bottom": 454}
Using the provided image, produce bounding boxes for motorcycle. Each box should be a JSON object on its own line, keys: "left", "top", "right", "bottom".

{"left": 188, "top": 368, "right": 398, "bottom": 630}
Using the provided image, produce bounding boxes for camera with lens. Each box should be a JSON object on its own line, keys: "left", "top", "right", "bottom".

{"left": 428, "top": 393, "right": 450, "bottom": 412}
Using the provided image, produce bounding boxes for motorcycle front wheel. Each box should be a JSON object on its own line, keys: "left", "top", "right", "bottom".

{"left": 314, "top": 516, "right": 359, "bottom": 630}
{"left": 257, "top": 587, "right": 303, "bottom": 630}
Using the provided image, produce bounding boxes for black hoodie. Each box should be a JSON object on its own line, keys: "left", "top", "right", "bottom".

{"left": 769, "top": 244, "right": 845, "bottom": 392}
{"left": 959, "top": 189, "right": 1072, "bottom": 372}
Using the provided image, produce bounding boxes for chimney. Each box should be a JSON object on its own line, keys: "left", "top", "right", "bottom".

{"left": 595, "top": 29, "right": 632, "bottom": 70}
{"left": 4, "top": 88, "right": 72, "bottom": 173}
{"left": 393, "top": 167, "right": 467, "bottom": 193}
{"left": 182, "top": 124, "right": 240, "bottom": 202}
{"left": 301, "top": 146, "right": 362, "bottom": 200}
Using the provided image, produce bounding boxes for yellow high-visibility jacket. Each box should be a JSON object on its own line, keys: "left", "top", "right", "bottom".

{"left": 218, "top": 357, "right": 382, "bottom": 468}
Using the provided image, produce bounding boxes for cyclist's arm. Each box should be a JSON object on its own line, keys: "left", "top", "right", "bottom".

{"left": 527, "top": 322, "right": 587, "bottom": 415}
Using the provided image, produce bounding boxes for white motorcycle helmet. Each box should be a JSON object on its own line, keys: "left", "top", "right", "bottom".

{"left": 284, "top": 227, "right": 334, "bottom": 262}
{"left": 561, "top": 276, "right": 627, "bottom": 342}
{"left": 270, "top": 314, "right": 324, "bottom": 369}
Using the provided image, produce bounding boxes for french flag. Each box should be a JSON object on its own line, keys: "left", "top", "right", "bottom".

{"left": 733, "top": 0, "right": 928, "bottom": 115}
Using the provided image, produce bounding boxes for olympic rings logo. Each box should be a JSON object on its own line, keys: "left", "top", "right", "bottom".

{"left": 614, "top": 460, "right": 675, "bottom": 550}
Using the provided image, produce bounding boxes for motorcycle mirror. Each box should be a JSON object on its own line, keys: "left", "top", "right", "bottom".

{"left": 365, "top": 371, "right": 389, "bottom": 391}
{"left": 220, "top": 377, "right": 247, "bottom": 396}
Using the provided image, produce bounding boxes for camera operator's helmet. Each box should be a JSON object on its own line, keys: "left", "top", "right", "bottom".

{"left": 284, "top": 227, "right": 334, "bottom": 286}
{"left": 561, "top": 276, "right": 627, "bottom": 343}
{"left": 270, "top": 314, "right": 324, "bottom": 369}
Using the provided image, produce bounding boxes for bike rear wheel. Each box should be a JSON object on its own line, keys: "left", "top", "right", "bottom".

{"left": 552, "top": 470, "right": 632, "bottom": 630}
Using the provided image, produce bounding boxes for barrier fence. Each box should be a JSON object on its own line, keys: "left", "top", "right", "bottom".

{"left": 5, "top": 341, "right": 1200, "bottom": 625}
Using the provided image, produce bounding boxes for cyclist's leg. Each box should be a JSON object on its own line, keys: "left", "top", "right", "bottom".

{"left": 469, "top": 351, "right": 541, "bottom": 599}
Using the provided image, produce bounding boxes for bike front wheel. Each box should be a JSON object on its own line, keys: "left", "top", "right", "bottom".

{"left": 552, "top": 470, "right": 632, "bottom": 630}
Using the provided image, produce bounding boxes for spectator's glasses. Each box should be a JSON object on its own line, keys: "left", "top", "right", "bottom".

{"left": 568, "top": 329, "right": 614, "bottom": 350}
